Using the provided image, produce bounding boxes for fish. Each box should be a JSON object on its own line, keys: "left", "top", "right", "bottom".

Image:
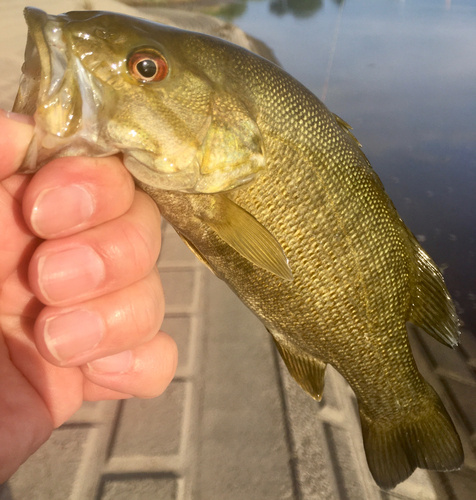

{"left": 13, "top": 7, "right": 464, "bottom": 489}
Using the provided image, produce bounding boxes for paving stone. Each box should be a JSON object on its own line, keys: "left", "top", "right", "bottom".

{"left": 160, "top": 268, "right": 197, "bottom": 309}
{"left": 412, "top": 327, "right": 475, "bottom": 383}
{"left": 0, "top": 484, "right": 12, "bottom": 500}
{"left": 110, "top": 381, "right": 187, "bottom": 458}
{"left": 389, "top": 470, "right": 444, "bottom": 500}
{"left": 323, "top": 423, "right": 370, "bottom": 500}
{"left": 6, "top": 427, "right": 90, "bottom": 500}
{"left": 160, "top": 226, "right": 196, "bottom": 264}
{"left": 195, "top": 273, "right": 294, "bottom": 500}
{"left": 317, "top": 360, "right": 351, "bottom": 415}
{"left": 65, "top": 400, "right": 106, "bottom": 424}
{"left": 445, "top": 470, "right": 476, "bottom": 500}
{"left": 161, "top": 314, "right": 192, "bottom": 372}
{"left": 281, "top": 363, "right": 357, "bottom": 500}
{"left": 459, "top": 332, "right": 476, "bottom": 371}
{"left": 440, "top": 378, "right": 476, "bottom": 437}
{"left": 99, "top": 475, "right": 177, "bottom": 500}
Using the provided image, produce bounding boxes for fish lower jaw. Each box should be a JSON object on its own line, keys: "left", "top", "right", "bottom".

{"left": 35, "top": 101, "right": 79, "bottom": 140}
{"left": 39, "top": 131, "right": 72, "bottom": 150}
{"left": 195, "top": 158, "right": 263, "bottom": 193}
{"left": 124, "top": 153, "right": 199, "bottom": 192}
{"left": 123, "top": 153, "right": 261, "bottom": 194}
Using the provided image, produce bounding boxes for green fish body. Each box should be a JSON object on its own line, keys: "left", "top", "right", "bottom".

{"left": 14, "top": 8, "right": 463, "bottom": 489}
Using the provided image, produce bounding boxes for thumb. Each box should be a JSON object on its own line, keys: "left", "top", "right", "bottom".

{"left": 0, "top": 110, "right": 34, "bottom": 180}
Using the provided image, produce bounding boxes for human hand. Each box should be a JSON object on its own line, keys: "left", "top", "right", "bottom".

{"left": 0, "top": 110, "right": 177, "bottom": 482}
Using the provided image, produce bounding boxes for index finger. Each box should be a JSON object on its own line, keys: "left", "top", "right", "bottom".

{"left": 0, "top": 110, "right": 34, "bottom": 180}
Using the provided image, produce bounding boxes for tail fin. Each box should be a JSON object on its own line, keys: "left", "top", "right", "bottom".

{"left": 359, "top": 384, "right": 464, "bottom": 490}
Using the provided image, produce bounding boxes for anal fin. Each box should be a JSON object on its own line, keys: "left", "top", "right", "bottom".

{"left": 272, "top": 335, "right": 326, "bottom": 401}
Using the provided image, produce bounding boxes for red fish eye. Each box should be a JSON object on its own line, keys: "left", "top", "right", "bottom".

{"left": 128, "top": 51, "right": 168, "bottom": 82}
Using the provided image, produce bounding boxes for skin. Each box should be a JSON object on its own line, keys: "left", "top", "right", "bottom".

{"left": 0, "top": 110, "right": 178, "bottom": 482}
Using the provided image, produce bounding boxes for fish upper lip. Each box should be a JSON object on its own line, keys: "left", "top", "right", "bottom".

{"left": 14, "top": 7, "right": 110, "bottom": 168}
{"left": 23, "top": 8, "right": 52, "bottom": 94}
{"left": 23, "top": 7, "right": 68, "bottom": 102}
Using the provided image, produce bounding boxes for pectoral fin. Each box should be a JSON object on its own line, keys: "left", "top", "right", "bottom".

{"left": 272, "top": 335, "right": 326, "bottom": 401}
{"left": 199, "top": 194, "right": 293, "bottom": 281}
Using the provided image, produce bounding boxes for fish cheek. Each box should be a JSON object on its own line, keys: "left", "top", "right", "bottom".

{"left": 103, "top": 86, "right": 204, "bottom": 190}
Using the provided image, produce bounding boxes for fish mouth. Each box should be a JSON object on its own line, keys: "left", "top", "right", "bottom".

{"left": 13, "top": 7, "right": 106, "bottom": 170}
{"left": 14, "top": 8, "right": 78, "bottom": 134}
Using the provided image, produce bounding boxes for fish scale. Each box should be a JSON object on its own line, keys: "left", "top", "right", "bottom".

{"left": 14, "top": 8, "right": 463, "bottom": 489}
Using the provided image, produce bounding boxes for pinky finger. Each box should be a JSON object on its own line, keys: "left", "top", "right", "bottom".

{"left": 81, "top": 331, "right": 177, "bottom": 400}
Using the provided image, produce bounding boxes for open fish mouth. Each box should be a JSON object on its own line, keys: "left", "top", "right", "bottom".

{"left": 14, "top": 8, "right": 80, "bottom": 137}
{"left": 13, "top": 7, "right": 106, "bottom": 171}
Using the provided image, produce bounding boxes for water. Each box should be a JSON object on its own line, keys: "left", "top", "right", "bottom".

{"left": 217, "top": 0, "right": 476, "bottom": 333}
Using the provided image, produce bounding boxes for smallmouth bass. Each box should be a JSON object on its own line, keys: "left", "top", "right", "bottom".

{"left": 13, "top": 7, "right": 464, "bottom": 489}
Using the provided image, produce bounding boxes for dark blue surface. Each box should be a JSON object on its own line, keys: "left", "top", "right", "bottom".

{"left": 227, "top": 0, "right": 476, "bottom": 333}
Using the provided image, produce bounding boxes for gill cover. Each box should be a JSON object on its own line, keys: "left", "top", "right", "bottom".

{"left": 123, "top": 90, "right": 265, "bottom": 194}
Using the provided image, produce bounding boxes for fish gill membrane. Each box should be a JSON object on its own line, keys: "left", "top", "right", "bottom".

{"left": 13, "top": 7, "right": 464, "bottom": 490}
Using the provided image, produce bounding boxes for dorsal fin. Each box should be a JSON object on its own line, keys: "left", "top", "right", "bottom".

{"left": 407, "top": 233, "right": 460, "bottom": 347}
{"left": 333, "top": 113, "right": 362, "bottom": 148}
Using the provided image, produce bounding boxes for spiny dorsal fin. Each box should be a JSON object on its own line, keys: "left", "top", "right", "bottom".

{"left": 198, "top": 194, "right": 293, "bottom": 281}
{"left": 407, "top": 233, "right": 460, "bottom": 347}
{"left": 333, "top": 113, "right": 362, "bottom": 148}
{"left": 272, "top": 335, "right": 326, "bottom": 401}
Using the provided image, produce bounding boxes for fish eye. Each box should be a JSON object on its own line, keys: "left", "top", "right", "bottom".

{"left": 128, "top": 50, "right": 168, "bottom": 82}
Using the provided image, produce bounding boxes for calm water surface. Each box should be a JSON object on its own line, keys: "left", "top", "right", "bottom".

{"left": 217, "top": 0, "right": 476, "bottom": 333}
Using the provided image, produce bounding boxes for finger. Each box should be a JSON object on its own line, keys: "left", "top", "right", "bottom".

{"left": 34, "top": 268, "right": 164, "bottom": 366}
{"left": 0, "top": 112, "right": 37, "bottom": 283}
{"left": 81, "top": 384, "right": 133, "bottom": 402}
{"left": 82, "top": 331, "right": 178, "bottom": 399}
{"left": 0, "top": 333, "right": 53, "bottom": 483}
{"left": 0, "top": 181, "right": 37, "bottom": 284}
{"left": 0, "top": 110, "right": 34, "bottom": 180}
{"left": 22, "top": 156, "right": 135, "bottom": 239}
{"left": 0, "top": 268, "right": 42, "bottom": 319}
{"left": 29, "top": 189, "right": 161, "bottom": 306}
{"left": 2, "top": 316, "right": 84, "bottom": 428}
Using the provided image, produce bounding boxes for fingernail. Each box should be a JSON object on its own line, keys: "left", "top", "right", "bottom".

{"left": 88, "top": 350, "right": 133, "bottom": 374}
{"left": 5, "top": 111, "right": 35, "bottom": 125}
{"left": 38, "top": 246, "right": 105, "bottom": 303}
{"left": 31, "top": 185, "right": 95, "bottom": 237}
{"left": 45, "top": 309, "right": 104, "bottom": 362}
